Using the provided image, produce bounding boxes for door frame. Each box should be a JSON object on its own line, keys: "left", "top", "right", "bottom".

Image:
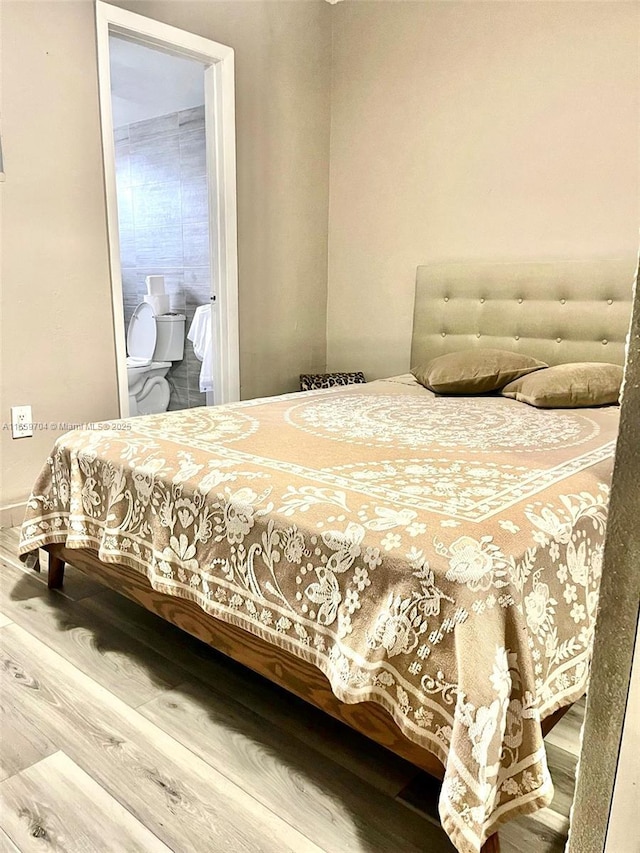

{"left": 95, "top": 0, "right": 240, "bottom": 415}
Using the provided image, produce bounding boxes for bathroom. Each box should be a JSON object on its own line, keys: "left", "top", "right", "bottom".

{"left": 110, "top": 36, "right": 216, "bottom": 416}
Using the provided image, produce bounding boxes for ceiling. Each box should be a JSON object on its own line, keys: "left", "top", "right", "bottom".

{"left": 109, "top": 36, "right": 205, "bottom": 128}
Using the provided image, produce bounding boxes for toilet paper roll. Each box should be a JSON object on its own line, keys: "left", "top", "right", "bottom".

{"left": 143, "top": 294, "right": 171, "bottom": 315}
{"left": 145, "top": 275, "right": 166, "bottom": 296}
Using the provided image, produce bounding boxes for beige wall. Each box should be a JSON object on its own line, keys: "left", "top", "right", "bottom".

{"left": 1, "top": 0, "right": 119, "bottom": 516}
{"left": 326, "top": 1, "right": 640, "bottom": 379}
{"left": 1, "top": 0, "right": 331, "bottom": 511}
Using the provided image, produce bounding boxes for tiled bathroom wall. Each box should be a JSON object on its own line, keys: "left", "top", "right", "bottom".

{"left": 114, "top": 105, "right": 212, "bottom": 410}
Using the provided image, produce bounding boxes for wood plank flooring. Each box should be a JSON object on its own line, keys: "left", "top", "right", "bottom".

{"left": 0, "top": 752, "right": 174, "bottom": 853}
{"left": 0, "top": 528, "right": 581, "bottom": 853}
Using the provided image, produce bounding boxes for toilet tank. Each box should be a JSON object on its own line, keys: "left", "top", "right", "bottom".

{"left": 154, "top": 313, "right": 185, "bottom": 361}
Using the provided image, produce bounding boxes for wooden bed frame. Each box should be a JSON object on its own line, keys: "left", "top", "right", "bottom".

{"left": 42, "top": 542, "right": 571, "bottom": 853}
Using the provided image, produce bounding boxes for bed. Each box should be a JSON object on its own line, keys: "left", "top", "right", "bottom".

{"left": 19, "top": 259, "right": 632, "bottom": 853}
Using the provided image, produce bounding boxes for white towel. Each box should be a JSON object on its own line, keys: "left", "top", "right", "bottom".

{"left": 187, "top": 305, "right": 216, "bottom": 396}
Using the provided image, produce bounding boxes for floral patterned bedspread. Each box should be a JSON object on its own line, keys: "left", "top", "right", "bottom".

{"left": 19, "top": 376, "right": 618, "bottom": 853}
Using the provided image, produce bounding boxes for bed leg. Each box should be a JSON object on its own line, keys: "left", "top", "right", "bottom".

{"left": 481, "top": 833, "right": 501, "bottom": 852}
{"left": 48, "top": 554, "right": 65, "bottom": 589}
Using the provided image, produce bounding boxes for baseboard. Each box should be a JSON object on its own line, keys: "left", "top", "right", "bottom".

{"left": 0, "top": 501, "right": 27, "bottom": 528}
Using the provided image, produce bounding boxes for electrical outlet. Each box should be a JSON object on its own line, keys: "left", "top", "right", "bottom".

{"left": 11, "top": 405, "right": 33, "bottom": 439}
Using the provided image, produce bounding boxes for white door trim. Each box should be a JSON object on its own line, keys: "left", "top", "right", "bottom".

{"left": 95, "top": 0, "right": 240, "bottom": 415}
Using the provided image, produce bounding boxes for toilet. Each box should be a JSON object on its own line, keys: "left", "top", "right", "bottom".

{"left": 126, "top": 302, "right": 185, "bottom": 416}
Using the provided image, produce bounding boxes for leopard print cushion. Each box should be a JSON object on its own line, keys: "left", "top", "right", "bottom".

{"left": 299, "top": 372, "right": 366, "bottom": 391}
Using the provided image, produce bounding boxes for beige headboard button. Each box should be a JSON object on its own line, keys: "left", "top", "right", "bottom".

{"left": 518, "top": 297, "right": 523, "bottom": 303}
{"left": 515, "top": 335, "right": 520, "bottom": 341}
{"left": 556, "top": 337, "right": 562, "bottom": 343}
{"left": 607, "top": 299, "right": 613, "bottom": 305}
{"left": 603, "top": 339, "right": 608, "bottom": 345}
{"left": 560, "top": 298, "right": 566, "bottom": 304}
{"left": 480, "top": 297, "right": 485, "bottom": 303}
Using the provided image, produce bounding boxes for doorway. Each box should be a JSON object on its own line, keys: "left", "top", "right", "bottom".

{"left": 95, "top": 1, "right": 239, "bottom": 417}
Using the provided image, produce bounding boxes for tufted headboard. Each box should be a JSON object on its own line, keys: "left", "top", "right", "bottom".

{"left": 411, "top": 259, "right": 634, "bottom": 369}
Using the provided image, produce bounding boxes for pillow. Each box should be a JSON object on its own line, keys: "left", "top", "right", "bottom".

{"left": 412, "top": 349, "right": 547, "bottom": 394}
{"left": 501, "top": 362, "right": 623, "bottom": 408}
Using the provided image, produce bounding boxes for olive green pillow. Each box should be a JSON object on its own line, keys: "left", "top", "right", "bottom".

{"left": 412, "top": 349, "right": 547, "bottom": 394}
{"left": 501, "top": 362, "right": 623, "bottom": 408}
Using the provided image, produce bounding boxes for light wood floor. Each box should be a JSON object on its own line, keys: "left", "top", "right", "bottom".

{"left": 0, "top": 527, "right": 582, "bottom": 852}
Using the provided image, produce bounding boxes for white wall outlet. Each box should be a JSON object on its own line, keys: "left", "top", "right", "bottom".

{"left": 11, "top": 405, "right": 33, "bottom": 439}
